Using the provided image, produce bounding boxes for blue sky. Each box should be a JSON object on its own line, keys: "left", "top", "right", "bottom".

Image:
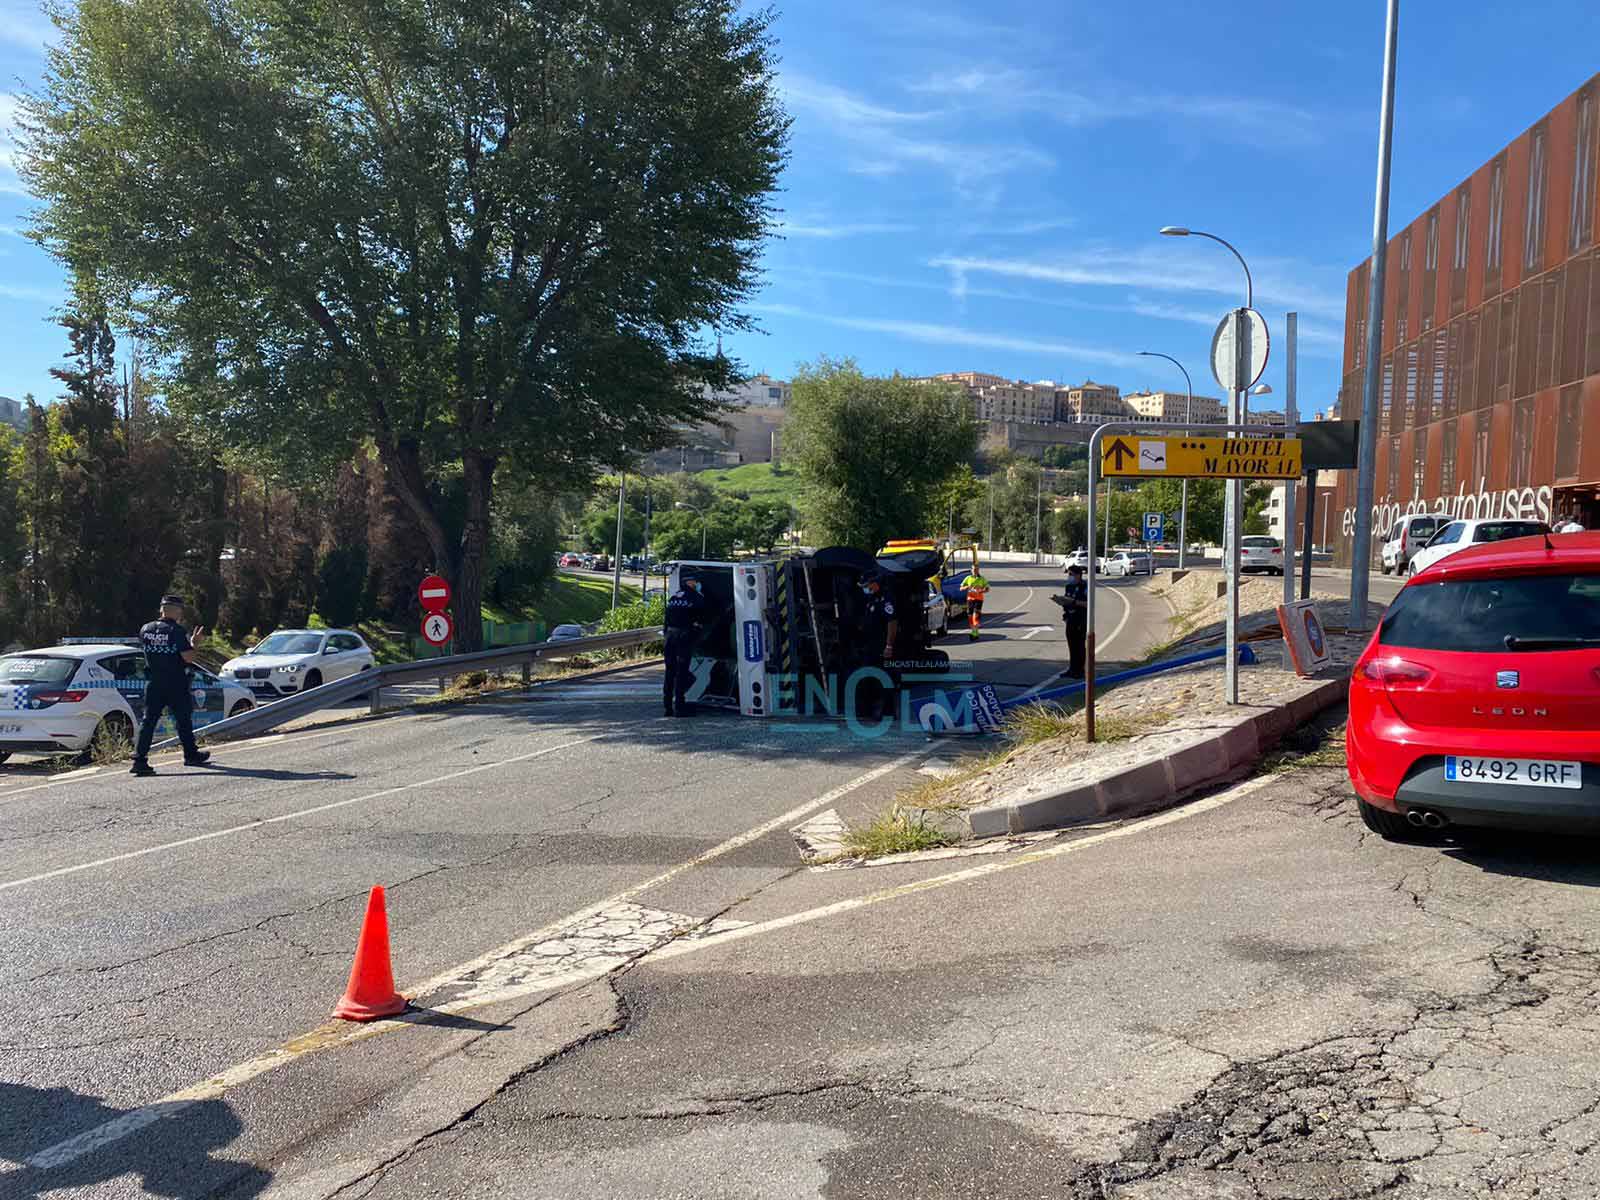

{"left": 2, "top": 0, "right": 1599, "bottom": 413}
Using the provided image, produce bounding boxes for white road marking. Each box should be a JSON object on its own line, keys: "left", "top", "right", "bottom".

{"left": 653, "top": 772, "right": 1281, "bottom": 961}
{"left": 0, "top": 736, "right": 602, "bottom": 892}
{"left": 1020, "top": 626, "right": 1053, "bottom": 640}
{"left": 1019, "top": 584, "right": 1134, "bottom": 700}
{"left": 21, "top": 751, "right": 923, "bottom": 1169}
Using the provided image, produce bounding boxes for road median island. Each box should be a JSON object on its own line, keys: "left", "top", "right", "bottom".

{"left": 837, "top": 584, "right": 1384, "bottom": 854}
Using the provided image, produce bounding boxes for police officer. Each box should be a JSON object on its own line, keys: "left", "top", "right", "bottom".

{"left": 855, "top": 572, "right": 899, "bottom": 721}
{"left": 130, "top": 594, "right": 212, "bottom": 776}
{"left": 663, "top": 571, "right": 708, "bottom": 717}
{"left": 1059, "top": 564, "right": 1088, "bottom": 679}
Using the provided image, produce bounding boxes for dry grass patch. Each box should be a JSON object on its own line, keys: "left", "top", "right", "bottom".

{"left": 841, "top": 807, "right": 958, "bottom": 858}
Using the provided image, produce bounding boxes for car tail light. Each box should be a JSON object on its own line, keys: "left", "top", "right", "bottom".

{"left": 1359, "top": 658, "right": 1434, "bottom": 689}
{"left": 30, "top": 689, "right": 89, "bottom": 708}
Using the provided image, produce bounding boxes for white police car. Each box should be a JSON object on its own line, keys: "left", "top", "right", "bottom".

{"left": 0, "top": 641, "right": 255, "bottom": 764}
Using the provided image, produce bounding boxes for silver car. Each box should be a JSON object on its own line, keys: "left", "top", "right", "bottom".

{"left": 1240, "top": 536, "right": 1285, "bottom": 575}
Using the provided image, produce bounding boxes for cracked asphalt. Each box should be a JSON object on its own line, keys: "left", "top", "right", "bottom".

{"left": 13, "top": 566, "right": 1596, "bottom": 1198}
{"left": 269, "top": 758, "right": 1600, "bottom": 1200}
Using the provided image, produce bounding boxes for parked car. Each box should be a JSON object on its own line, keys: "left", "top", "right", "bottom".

{"left": 1063, "top": 548, "right": 1095, "bottom": 571}
{"left": 923, "top": 580, "right": 950, "bottom": 639}
{"left": 1381, "top": 513, "right": 1444, "bottom": 576}
{"left": 548, "top": 624, "right": 586, "bottom": 643}
{"left": 220, "top": 629, "right": 375, "bottom": 698}
{"left": 1347, "top": 532, "right": 1600, "bottom": 839}
{"left": 559, "top": 553, "right": 582, "bottom": 568}
{"left": 1103, "top": 549, "right": 1154, "bottom": 577}
{"left": 1405, "top": 518, "right": 1552, "bottom": 577}
{"left": 1240, "top": 536, "right": 1285, "bottom": 575}
{"left": 0, "top": 642, "right": 255, "bottom": 764}
{"left": 591, "top": 554, "right": 612, "bottom": 572}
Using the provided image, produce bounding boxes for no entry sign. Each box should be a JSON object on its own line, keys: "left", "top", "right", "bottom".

{"left": 421, "top": 611, "right": 454, "bottom": 647}
{"left": 418, "top": 575, "right": 451, "bottom": 613}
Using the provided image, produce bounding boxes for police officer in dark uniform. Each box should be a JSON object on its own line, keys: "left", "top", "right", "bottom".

{"left": 1057, "top": 564, "right": 1089, "bottom": 678}
{"left": 855, "top": 572, "right": 900, "bottom": 721}
{"left": 130, "top": 594, "right": 212, "bottom": 775}
{"left": 663, "top": 571, "right": 709, "bottom": 718}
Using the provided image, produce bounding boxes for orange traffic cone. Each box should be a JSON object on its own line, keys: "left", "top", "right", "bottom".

{"left": 332, "top": 885, "right": 408, "bottom": 1022}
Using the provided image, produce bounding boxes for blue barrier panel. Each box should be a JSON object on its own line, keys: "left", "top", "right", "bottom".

{"left": 1000, "top": 644, "right": 1257, "bottom": 712}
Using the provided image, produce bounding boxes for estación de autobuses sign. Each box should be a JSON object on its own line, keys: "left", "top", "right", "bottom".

{"left": 1341, "top": 479, "right": 1555, "bottom": 542}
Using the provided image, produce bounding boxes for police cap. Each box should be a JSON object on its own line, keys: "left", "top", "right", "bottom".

{"left": 160, "top": 594, "right": 187, "bottom": 607}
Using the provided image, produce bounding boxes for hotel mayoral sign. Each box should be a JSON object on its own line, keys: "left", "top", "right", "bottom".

{"left": 1100, "top": 435, "right": 1303, "bottom": 480}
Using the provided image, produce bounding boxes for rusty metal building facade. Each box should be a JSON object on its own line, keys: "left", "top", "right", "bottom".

{"left": 1333, "top": 73, "right": 1600, "bottom": 559}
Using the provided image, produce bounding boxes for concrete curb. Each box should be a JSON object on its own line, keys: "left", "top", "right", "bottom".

{"left": 962, "top": 674, "right": 1348, "bottom": 839}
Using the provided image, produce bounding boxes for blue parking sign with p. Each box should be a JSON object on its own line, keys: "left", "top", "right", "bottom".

{"left": 1143, "top": 512, "right": 1164, "bottom": 543}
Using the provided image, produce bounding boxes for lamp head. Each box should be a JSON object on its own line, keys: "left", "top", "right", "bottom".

{"left": 1253, "top": 384, "right": 1274, "bottom": 395}
{"left": 1158, "top": 226, "right": 1191, "bottom": 237}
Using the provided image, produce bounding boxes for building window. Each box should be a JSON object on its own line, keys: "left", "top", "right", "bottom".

{"left": 1424, "top": 209, "right": 1439, "bottom": 272}
{"left": 1472, "top": 410, "right": 1492, "bottom": 489}
{"left": 1573, "top": 89, "right": 1596, "bottom": 252}
{"left": 1441, "top": 418, "right": 1458, "bottom": 497}
{"left": 1511, "top": 396, "right": 1535, "bottom": 488}
{"left": 1557, "top": 384, "right": 1582, "bottom": 480}
{"left": 1411, "top": 434, "right": 1427, "bottom": 500}
{"left": 1451, "top": 185, "right": 1471, "bottom": 315}
{"left": 768, "top": 387, "right": 782, "bottom": 400}
{"left": 1526, "top": 124, "right": 1549, "bottom": 272}
{"left": 1380, "top": 354, "right": 1395, "bottom": 431}
{"left": 1487, "top": 155, "right": 1506, "bottom": 278}
{"left": 1387, "top": 436, "right": 1401, "bottom": 500}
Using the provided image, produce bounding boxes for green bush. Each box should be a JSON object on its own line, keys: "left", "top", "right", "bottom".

{"left": 596, "top": 596, "right": 666, "bottom": 633}
{"left": 316, "top": 545, "right": 369, "bottom": 627}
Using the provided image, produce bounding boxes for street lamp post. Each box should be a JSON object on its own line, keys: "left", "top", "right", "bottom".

{"left": 1137, "top": 350, "right": 1194, "bottom": 569}
{"left": 1159, "top": 225, "right": 1255, "bottom": 704}
{"left": 1351, "top": 0, "right": 1403, "bottom": 633}
{"left": 676, "top": 501, "right": 708, "bottom": 559}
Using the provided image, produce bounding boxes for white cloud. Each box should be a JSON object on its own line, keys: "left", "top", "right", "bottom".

{"left": 930, "top": 245, "right": 1347, "bottom": 322}
{"left": 780, "top": 73, "right": 937, "bottom": 127}
{"left": 780, "top": 71, "right": 1053, "bottom": 193}
{"left": 751, "top": 302, "right": 1144, "bottom": 370}
{"left": 0, "top": 92, "right": 28, "bottom": 196}
{"left": 776, "top": 220, "right": 918, "bottom": 239}
{"left": 905, "top": 63, "right": 1322, "bottom": 149}
{"left": 0, "top": 282, "right": 63, "bottom": 303}
{"left": 0, "top": 9, "right": 49, "bottom": 52}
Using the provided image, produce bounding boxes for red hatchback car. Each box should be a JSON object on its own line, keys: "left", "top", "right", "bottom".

{"left": 1347, "top": 532, "right": 1600, "bottom": 839}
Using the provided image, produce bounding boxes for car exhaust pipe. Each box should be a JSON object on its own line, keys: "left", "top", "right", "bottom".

{"left": 1421, "top": 810, "right": 1448, "bottom": 830}
{"left": 1404, "top": 810, "right": 1427, "bottom": 828}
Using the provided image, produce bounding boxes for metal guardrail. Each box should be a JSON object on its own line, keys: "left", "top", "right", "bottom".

{"left": 154, "top": 627, "right": 662, "bottom": 750}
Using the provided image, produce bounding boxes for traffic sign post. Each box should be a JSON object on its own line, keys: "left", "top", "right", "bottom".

{"left": 1085, "top": 420, "right": 1292, "bottom": 741}
{"left": 1143, "top": 512, "right": 1164, "bottom": 544}
{"left": 418, "top": 575, "right": 452, "bottom": 613}
{"left": 421, "top": 611, "right": 454, "bottom": 647}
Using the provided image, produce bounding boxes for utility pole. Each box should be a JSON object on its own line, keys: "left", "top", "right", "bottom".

{"left": 642, "top": 476, "right": 653, "bottom": 594}
{"left": 1283, "top": 313, "right": 1299, "bottom": 613}
{"left": 1033, "top": 467, "right": 1043, "bottom": 563}
{"left": 1350, "top": 0, "right": 1401, "bottom": 633}
{"left": 611, "top": 472, "right": 627, "bottom": 609}
{"left": 986, "top": 477, "right": 995, "bottom": 551}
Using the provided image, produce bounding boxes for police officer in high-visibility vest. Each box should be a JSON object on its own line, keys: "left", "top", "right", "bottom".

{"left": 663, "top": 571, "right": 709, "bottom": 718}
{"left": 959, "top": 567, "right": 990, "bottom": 641}
{"left": 130, "top": 595, "right": 212, "bottom": 775}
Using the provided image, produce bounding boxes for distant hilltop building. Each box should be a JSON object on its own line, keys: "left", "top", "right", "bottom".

{"left": 643, "top": 374, "right": 792, "bottom": 472}
{"left": 0, "top": 396, "right": 29, "bottom": 433}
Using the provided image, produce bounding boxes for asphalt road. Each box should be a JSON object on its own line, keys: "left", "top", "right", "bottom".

{"left": 10, "top": 564, "right": 1529, "bottom": 1200}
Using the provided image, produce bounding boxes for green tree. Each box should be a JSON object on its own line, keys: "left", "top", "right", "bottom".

{"left": 22, "top": 0, "right": 788, "bottom": 649}
{"left": 927, "top": 463, "right": 985, "bottom": 540}
{"left": 786, "top": 361, "right": 979, "bottom": 551}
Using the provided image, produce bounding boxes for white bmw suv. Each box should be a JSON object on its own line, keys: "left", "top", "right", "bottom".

{"left": 221, "top": 629, "right": 376, "bottom": 698}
